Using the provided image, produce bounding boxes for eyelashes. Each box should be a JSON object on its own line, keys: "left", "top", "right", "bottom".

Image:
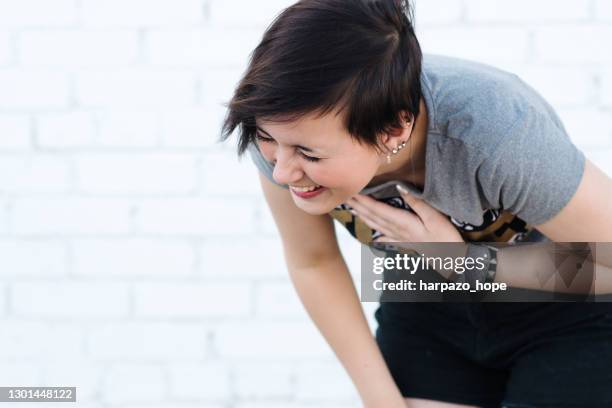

{"left": 255, "top": 133, "right": 321, "bottom": 162}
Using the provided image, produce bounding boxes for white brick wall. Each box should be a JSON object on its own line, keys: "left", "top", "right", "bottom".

{"left": 0, "top": 115, "right": 31, "bottom": 148}
{"left": 0, "top": 1, "right": 611, "bottom": 407}
{"left": 0, "top": 0, "right": 78, "bottom": 27}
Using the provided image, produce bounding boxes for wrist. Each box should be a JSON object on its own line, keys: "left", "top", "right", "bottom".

{"left": 459, "top": 243, "right": 499, "bottom": 288}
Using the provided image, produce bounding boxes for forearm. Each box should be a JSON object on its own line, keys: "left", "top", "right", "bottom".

{"left": 496, "top": 242, "right": 612, "bottom": 295}
{"left": 289, "top": 258, "right": 405, "bottom": 407}
{"left": 401, "top": 241, "right": 612, "bottom": 295}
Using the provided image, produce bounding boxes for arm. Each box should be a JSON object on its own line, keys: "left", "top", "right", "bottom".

{"left": 258, "top": 173, "right": 405, "bottom": 407}
{"left": 396, "top": 160, "right": 612, "bottom": 295}
{"left": 496, "top": 158, "right": 612, "bottom": 295}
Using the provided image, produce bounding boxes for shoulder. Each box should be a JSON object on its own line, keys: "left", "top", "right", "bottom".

{"left": 422, "top": 54, "right": 563, "bottom": 152}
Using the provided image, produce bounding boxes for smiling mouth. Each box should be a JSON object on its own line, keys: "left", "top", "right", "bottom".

{"left": 289, "top": 184, "right": 322, "bottom": 192}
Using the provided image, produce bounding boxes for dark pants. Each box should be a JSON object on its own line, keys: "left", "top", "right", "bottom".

{"left": 375, "top": 301, "right": 612, "bottom": 407}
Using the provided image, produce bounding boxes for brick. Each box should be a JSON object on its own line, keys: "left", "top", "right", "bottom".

{"left": 466, "top": 0, "right": 590, "bottom": 22}
{"left": 37, "top": 112, "right": 95, "bottom": 148}
{"left": 0, "top": 283, "right": 5, "bottom": 316}
{"left": 0, "top": 70, "right": 69, "bottom": 109}
{"left": 0, "top": 31, "right": 10, "bottom": 65}
{"left": 147, "top": 28, "right": 260, "bottom": 68}
{"left": 596, "top": 0, "right": 612, "bottom": 21}
{"left": 145, "top": 29, "right": 208, "bottom": 67}
{"left": 254, "top": 282, "right": 307, "bottom": 319}
{"left": 76, "top": 153, "right": 197, "bottom": 194}
{"left": 133, "top": 282, "right": 250, "bottom": 318}
{"left": 214, "top": 321, "right": 332, "bottom": 359}
{"left": 0, "top": 202, "right": 8, "bottom": 235}
{"left": 0, "top": 154, "right": 71, "bottom": 193}
{"left": 96, "top": 110, "right": 160, "bottom": 147}
{"left": 41, "top": 361, "right": 102, "bottom": 401}
{"left": 256, "top": 196, "right": 282, "bottom": 236}
{"left": 602, "top": 70, "right": 612, "bottom": 107}
{"left": 88, "top": 322, "right": 208, "bottom": 360}
{"left": 135, "top": 198, "right": 254, "bottom": 236}
{"left": 19, "top": 30, "right": 139, "bottom": 67}
{"left": 233, "top": 362, "right": 293, "bottom": 399}
{"left": 534, "top": 26, "right": 612, "bottom": 64}
{"left": 414, "top": 0, "right": 463, "bottom": 25}
{"left": 82, "top": 0, "right": 204, "bottom": 27}
{"left": 417, "top": 27, "right": 529, "bottom": 65}
{"left": 12, "top": 198, "right": 132, "bottom": 235}
{"left": 511, "top": 67, "right": 593, "bottom": 108}
{"left": 557, "top": 108, "right": 612, "bottom": 149}
{"left": 0, "top": 362, "right": 42, "bottom": 385}
{"left": 73, "top": 239, "right": 195, "bottom": 277}
{"left": 11, "top": 282, "right": 129, "bottom": 318}
{"left": 160, "top": 106, "right": 226, "bottom": 149}
{"left": 102, "top": 363, "right": 166, "bottom": 404}
{"left": 209, "top": 0, "right": 295, "bottom": 28}
{"left": 0, "top": 240, "right": 67, "bottom": 277}
{"left": 295, "top": 361, "right": 358, "bottom": 402}
{"left": 0, "top": 319, "right": 84, "bottom": 359}
{"left": 76, "top": 70, "right": 196, "bottom": 108}
{"left": 201, "top": 151, "right": 260, "bottom": 195}
{"left": 0, "top": 0, "right": 77, "bottom": 27}
{"left": 200, "top": 67, "right": 247, "bottom": 106}
{"left": 200, "top": 237, "right": 287, "bottom": 278}
{"left": 0, "top": 115, "right": 31, "bottom": 148}
{"left": 168, "top": 361, "right": 231, "bottom": 400}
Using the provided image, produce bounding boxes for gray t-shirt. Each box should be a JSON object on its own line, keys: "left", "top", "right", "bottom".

{"left": 247, "top": 54, "right": 585, "bottom": 244}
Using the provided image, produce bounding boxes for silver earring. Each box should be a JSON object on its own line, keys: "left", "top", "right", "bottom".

{"left": 386, "top": 139, "right": 408, "bottom": 164}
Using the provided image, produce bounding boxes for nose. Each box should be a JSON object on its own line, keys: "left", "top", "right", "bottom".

{"left": 271, "top": 147, "right": 303, "bottom": 186}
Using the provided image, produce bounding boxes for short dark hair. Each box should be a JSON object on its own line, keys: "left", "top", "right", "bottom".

{"left": 220, "top": 0, "right": 423, "bottom": 157}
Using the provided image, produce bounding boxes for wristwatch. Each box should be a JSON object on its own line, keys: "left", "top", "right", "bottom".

{"left": 456, "top": 243, "right": 500, "bottom": 289}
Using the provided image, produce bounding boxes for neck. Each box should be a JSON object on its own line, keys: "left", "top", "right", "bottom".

{"left": 372, "top": 98, "right": 429, "bottom": 189}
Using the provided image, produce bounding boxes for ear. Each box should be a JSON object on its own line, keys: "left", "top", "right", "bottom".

{"left": 380, "top": 114, "right": 415, "bottom": 146}
{"left": 375, "top": 111, "right": 415, "bottom": 154}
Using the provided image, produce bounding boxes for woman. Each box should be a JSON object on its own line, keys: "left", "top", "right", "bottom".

{"left": 220, "top": 1, "right": 612, "bottom": 407}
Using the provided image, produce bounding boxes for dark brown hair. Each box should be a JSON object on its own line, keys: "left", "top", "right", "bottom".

{"left": 220, "top": 0, "right": 423, "bottom": 156}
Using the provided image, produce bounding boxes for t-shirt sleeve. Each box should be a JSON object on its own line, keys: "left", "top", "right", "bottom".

{"left": 477, "top": 109, "right": 586, "bottom": 226}
{"left": 246, "top": 142, "right": 290, "bottom": 190}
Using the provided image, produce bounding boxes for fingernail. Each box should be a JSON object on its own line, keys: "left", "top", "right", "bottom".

{"left": 349, "top": 209, "right": 358, "bottom": 215}
{"left": 396, "top": 184, "right": 409, "bottom": 194}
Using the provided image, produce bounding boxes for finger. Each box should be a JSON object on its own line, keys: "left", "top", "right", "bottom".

{"left": 349, "top": 197, "right": 397, "bottom": 233}
{"left": 352, "top": 194, "right": 421, "bottom": 231}
{"left": 395, "top": 184, "right": 441, "bottom": 226}
{"left": 354, "top": 209, "right": 391, "bottom": 238}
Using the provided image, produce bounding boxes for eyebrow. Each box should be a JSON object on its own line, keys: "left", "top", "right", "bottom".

{"left": 256, "top": 127, "right": 320, "bottom": 153}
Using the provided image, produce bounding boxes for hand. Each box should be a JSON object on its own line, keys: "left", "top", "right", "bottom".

{"left": 346, "top": 184, "right": 464, "bottom": 244}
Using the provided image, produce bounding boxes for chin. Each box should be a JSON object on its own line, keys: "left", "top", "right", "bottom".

{"left": 294, "top": 200, "right": 339, "bottom": 215}
{"left": 296, "top": 204, "right": 329, "bottom": 216}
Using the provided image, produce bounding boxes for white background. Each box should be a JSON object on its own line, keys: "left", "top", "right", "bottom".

{"left": 0, "top": 0, "right": 611, "bottom": 407}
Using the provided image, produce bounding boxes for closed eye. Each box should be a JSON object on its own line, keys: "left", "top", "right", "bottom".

{"left": 255, "top": 133, "right": 321, "bottom": 162}
{"left": 255, "top": 133, "right": 274, "bottom": 143}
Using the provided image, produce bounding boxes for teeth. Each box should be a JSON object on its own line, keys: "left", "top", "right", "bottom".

{"left": 292, "top": 185, "right": 321, "bottom": 192}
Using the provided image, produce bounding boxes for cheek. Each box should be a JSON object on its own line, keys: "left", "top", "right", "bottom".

{"left": 316, "top": 156, "right": 378, "bottom": 190}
